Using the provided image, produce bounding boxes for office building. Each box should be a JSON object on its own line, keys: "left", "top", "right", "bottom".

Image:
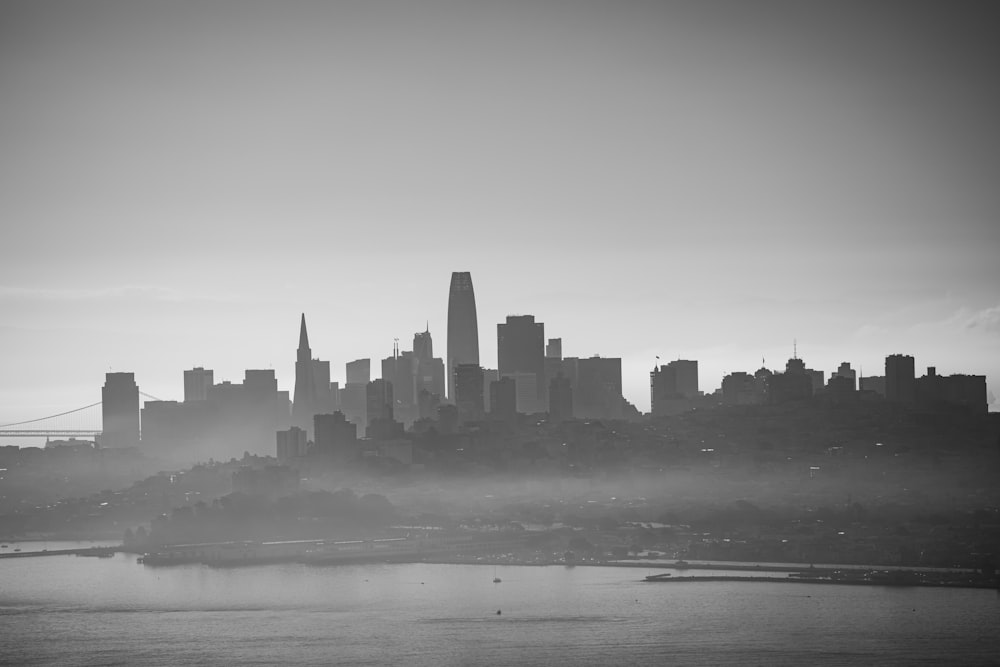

{"left": 549, "top": 373, "right": 573, "bottom": 422}
{"left": 831, "top": 362, "right": 857, "bottom": 390}
{"left": 453, "top": 363, "right": 485, "bottom": 423}
{"left": 366, "top": 379, "right": 394, "bottom": 428}
{"left": 575, "top": 356, "right": 622, "bottom": 419}
{"left": 276, "top": 426, "right": 308, "bottom": 463}
{"left": 313, "top": 412, "right": 358, "bottom": 462}
{"left": 498, "top": 315, "right": 546, "bottom": 409}
{"left": 346, "top": 359, "right": 371, "bottom": 386}
{"left": 489, "top": 376, "right": 517, "bottom": 421}
{"left": 101, "top": 372, "right": 140, "bottom": 448}
{"left": 183, "top": 367, "right": 213, "bottom": 402}
{"left": 414, "top": 327, "right": 446, "bottom": 401}
{"left": 885, "top": 354, "right": 916, "bottom": 404}
{"left": 650, "top": 360, "right": 698, "bottom": 416}
{"left": 447, "top": 272, "right": 480, "bottom": 401}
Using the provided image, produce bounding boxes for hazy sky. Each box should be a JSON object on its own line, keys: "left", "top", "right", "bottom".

{"left": 2, "top": 0, "right": 998, "bottom": 428}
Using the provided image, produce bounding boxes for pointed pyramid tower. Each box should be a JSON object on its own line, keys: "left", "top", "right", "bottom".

{"left": 292, "top": 313, "right": 318, "bottom": 431}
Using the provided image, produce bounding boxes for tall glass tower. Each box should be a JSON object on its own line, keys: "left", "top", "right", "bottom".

{"left": 447, "top": 272, "right": 479, "bottom": 401}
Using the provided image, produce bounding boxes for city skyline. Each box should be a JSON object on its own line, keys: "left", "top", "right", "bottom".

{"left": 2, "top": 1, "right": 998, "bottom": 421}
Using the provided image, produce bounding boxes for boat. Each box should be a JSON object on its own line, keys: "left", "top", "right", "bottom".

{"left": 493, "top": 565, "right": 501, "bottom": 583}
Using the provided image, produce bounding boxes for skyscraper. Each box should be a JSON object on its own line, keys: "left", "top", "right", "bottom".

{"left": 885, "top": 354, "right": 916, "bottom": 404}
{"left": 453, "top": 363, "right": 485, "bottom": 423}
{"left": 414, "top": 327, "right": 446, "bottom": 400}
{"left": 498, "top": 315, "right": 545, "bottom": 410}
{"left": 183, "top": 367, "right": 213, "bottom": 402}
{"left": 292, "top": 314, "right": 319, "bottom": 431}
{"left": 447, "top": 272, "right": 480, "bottom": 401}
{"left": 101, "top": 372, "right": 140, "bottom": 448}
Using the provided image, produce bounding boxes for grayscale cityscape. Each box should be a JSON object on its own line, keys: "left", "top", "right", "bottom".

{"left": 1, "top": 1, "right": 998, "bottom": 665}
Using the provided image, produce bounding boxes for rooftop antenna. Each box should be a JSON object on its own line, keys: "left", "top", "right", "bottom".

{"left": 393, "top": 338, "right": 399, "bottom": 359}
{"left": 793, "top": 339, "right": 798, "bottom": 360}
{"left": 655, "top": 355, "right": 660, "bottom": 370}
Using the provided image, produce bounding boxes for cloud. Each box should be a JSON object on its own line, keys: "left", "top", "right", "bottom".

{"left": 966, "top": 305, "right": 1000, "bottom": 333}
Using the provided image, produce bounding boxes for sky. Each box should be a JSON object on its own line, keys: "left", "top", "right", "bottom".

{"left": 1, "top": 0, "right": 998, "bottom": 430}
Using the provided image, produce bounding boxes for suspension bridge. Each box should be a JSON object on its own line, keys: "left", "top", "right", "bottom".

{"left": 0, "top": 393, "right": 164, "bottom": 439}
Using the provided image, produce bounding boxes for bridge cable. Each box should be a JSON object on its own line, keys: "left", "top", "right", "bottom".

{"left": 0, "top": 402, "right": 103, "bottom": 429}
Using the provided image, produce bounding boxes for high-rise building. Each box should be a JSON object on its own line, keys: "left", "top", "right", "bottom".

{"left": 489, "top": 376, "right": 517, "bottom": 421}
{"left": 413, "top": 327, "right": 446, "bottom": 401}
{"left": 453, "top": 363, "right": 485, "bottom": 423}
{"left": 722, "top": 372, "right": 762, "bottom": 405}
{"left": 382, "top": 348, "right": 417, "bottom": 410}
{"left": 101, "top": 372, "right": 140, "bottom": 448}
{"left": 549, "top": 373, "right": 573, "bottom": 422}
{"left": 498, "top": 315, "right": 545, "bottom": 409}
{"left": 346, "top": 359, "right": 371, "bottom": 386}
{"left": 276, "top": 426, "right": 308, "bottom": 463}
{"left": 447, "top": 272, "right": 480, "bottom": 401}
{"left": 507, "top": 371, "right": 540, "bottom": 415}
{"left": 860, "top": 375, "right": 886, "bottom": 397}
{"left": 313, "top": 412, "right": 358, "bottom": 461}
{"left": 293, "top": 314, "right": 319, "bottom": 430}
{"left": 312, "top": 359, "right": 334, "bottom": 413}
{"left": 183, "top": 367, "right": 213, "bottom": 402}
{"left": 482, "top": 368, "right": 499, "bottom": 412}
{"left": 669, "top": 360, "right": 699, "bottom": 399}
{"left": 575, "top": 356, "right": 623, "bottom": 419}
{"left": 366, "top": 379, "right": 394, "bottom": 428}
{"left": 885, "top": 354, "right": 916, "bottom": 404}
{"left": 831, "top": 362, "right": 857, "bottom": 390}
{"left": 413, "top": 327, "right": 433, "bottom": 361}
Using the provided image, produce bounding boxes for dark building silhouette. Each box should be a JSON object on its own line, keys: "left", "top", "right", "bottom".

{"left": 489, "top": 376, "right": 517, "bottom": 421}
{"left": 453, "top": 363, "right": 485, "bottom": 423}
{"left": 885, "top": 354, "right": 916, "bottom": 404}
{"left": 544, "top": 338, "right": 564, "bottom": 403}
{"left": 101, "top": 372, "right": 140, "bottom": 448}
{"left": 314, "top": 411, "right": 358, "bottom": 462}
{"left": 916, "top": 367, "right": 988, "bottom": 413}
{"left": 651, "top": 360, "right": 699, "bottom": 415}
{"left": 292, "top": 314, "right": 320, "bottom": 432}
{"left": 447, "top": 272, "right": 480, "bottom": 401}
{"left": 860, "top": 374, "right": 886, "bottom": 397}
{"left": 413, "top": 327, "right": 446, "bottom": 402}
{"left": 276, "top": 426, "right": 308, "bottom": 463}
{"left": 346, "top": 358, "right": 371, "bottom": 385}
{"left": 573, "top": 356, "right": 623, "bottom": 419}
{"left": 831, "top": 362, "right": 857, "bottom": 390}
{"left": 311, "top": 358, "right": 336, "bottom": 414}
{"left": 339, "top": 358, "right": 370, "bottom": 434}
{"left": 366, "top": 379, "right": 394, "bottom": 429}
{"left": 183, "top": 367, "right": 213, "bottom": 402}
{"left": 498, "top": 315, "right": 546, "bottom": 412}
{"left": 482, "top": 368, "right": 499, "bottom": 413}
{"left": 382, "top": 344, "right": 418, "bottom": 426}
{"left": 143, "top": 368, "right": 290, "bottom": 461}
{"left": 549, "top": 373, "right": 573, "bottom": 422}
{"left": 722, "top": 371, "right": 763, "bottom": 406}
{"left": 768, "top": 357, "right": 813, "bottom": 404}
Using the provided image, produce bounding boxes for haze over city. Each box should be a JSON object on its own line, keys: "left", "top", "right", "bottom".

{"left": 2, "top": 0, "right": 998, "bottom": 423}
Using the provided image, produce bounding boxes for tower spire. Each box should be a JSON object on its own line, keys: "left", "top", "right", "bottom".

{"left": 298, "top": 313, "right": 310, "bottom": 352}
